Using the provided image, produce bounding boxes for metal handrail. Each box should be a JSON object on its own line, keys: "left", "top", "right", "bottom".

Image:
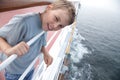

{"left": 21, "top": 1, "right": 80, "bottom": 80}
{"left": 0, "top": 31, "right": 45, "bottom": 71}
{"left": 33, "top": 26, "right": 71, "bottom": 80}
{"left": 19, "top": 31, "right": 58, "bottom": 80}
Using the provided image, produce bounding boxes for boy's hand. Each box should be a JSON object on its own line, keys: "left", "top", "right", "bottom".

{"left": 44, "top": 53, "right": 53, "bottom": 67}
{"left": 4, "top": 41, "right": 29, "bottom": 57}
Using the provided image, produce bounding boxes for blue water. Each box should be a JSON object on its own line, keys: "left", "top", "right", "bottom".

{"left": 64, "top": 0, "right": 120, "bottom": 80}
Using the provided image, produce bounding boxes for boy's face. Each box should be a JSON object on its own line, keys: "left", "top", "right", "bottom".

{"left": 41, "top": 5, "right": 69, "bottom": 31}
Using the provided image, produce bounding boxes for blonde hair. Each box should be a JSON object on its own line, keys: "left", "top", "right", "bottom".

{"left": 51, "top": 0, "right": 76, "bottom": 25}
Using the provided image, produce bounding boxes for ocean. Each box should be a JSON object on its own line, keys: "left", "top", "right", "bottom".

{"left": 64, "top": 0, "right": 120, "bottom": 80}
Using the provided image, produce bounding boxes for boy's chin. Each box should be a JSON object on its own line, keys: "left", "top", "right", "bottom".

{"left": 43, "top": 29, "right": 48, "bottom": 31}
{"left": 42, "top": 27, "right": 48, "bottom": 31}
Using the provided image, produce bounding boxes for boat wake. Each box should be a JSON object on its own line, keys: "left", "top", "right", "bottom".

{"left": 64, "top": 28, "right": 93, "bottom": 80}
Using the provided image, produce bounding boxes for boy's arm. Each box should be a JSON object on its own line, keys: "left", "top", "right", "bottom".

{"left": 0, "top": 14, "right": 29, "bottom": 57}
{"left": 0, "top": 37, "right": 29, "bottom": 57}
{"left": 0, "top": 37, "right": 11, "bottom": 52}
{"left": 41, "top": 46, "right": 53, "bottom": 67}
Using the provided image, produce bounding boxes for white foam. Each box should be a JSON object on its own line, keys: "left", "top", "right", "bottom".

{"left": 70, "top": 28, "right": 90, "bottom": 63}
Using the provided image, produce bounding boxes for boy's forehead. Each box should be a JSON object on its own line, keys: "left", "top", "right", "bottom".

{"left": 54, "top": 9, "right": 69, "bottom": 24}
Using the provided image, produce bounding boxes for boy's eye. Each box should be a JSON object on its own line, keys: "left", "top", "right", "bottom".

{"left": 55, "top": 16, "right": 59, "bottom": 22}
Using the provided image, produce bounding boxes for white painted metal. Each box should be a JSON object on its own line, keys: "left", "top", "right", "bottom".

{"left": 32, "top": 1, "right": 80, "bottom": 79}
{"left": 0, "top": 1, "right": 80, "bottom": 80}
{"left": 19, "top": 31, "right": 58, "bottom": 80}
{"left": 32, "top": 26, "right": 71, "bottom": 80}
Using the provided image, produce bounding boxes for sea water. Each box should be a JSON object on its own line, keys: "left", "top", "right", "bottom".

{"left": 64, "top": 0, "right": 120, "bottom": 80}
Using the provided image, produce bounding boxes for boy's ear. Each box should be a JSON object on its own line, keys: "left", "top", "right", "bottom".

{"left": 46, "top": 4, "right": 54, "bottom": 10}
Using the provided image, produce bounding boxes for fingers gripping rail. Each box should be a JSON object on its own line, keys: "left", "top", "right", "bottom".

{"left": 0, "top": 31, "right": 45, "bottom": 71}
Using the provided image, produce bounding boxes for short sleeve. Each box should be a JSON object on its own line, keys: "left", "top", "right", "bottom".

{"left": 41, "top": 32, "right": 47, "bottom": 46}
{"left": 0, "top": 16, "right": 26, "bottom": 46}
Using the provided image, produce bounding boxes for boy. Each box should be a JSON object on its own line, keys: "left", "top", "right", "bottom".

{"left": 0, "top": 0, "right": 75, "bottom": 80}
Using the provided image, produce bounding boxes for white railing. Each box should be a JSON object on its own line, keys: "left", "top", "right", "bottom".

{"left": 19, "top": 31, "right": 58, "bottom": 80}
{"left": 0, "top": 1, "right": 80, "bottom": 80}
{"left": 19, "top": 25, "right": 71, "bottom": 80}
{"left": 32, "top": 26, "right": 72, "bottom": 80}
{"left": 20, "top": 1, "right": 80, "bottom": 80}
{"left": 0, "top": 31, "right": 45, "bottom": 71}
